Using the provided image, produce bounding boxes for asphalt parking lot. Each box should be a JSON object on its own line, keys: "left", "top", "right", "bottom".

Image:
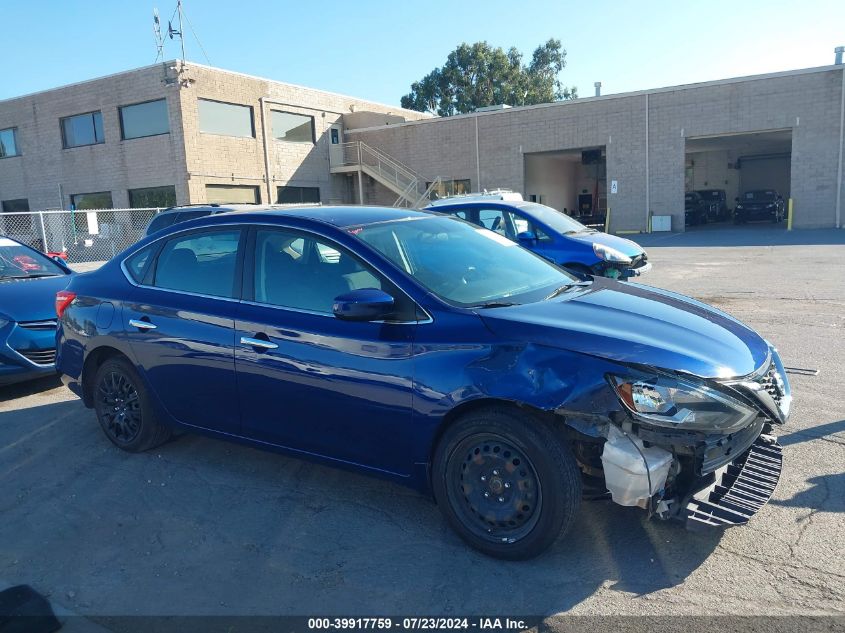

{"left": 1, "top": 226, "right": 843, "bottom": 621}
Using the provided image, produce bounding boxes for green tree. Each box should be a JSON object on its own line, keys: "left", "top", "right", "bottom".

{"left": 401, "top": 39, "right": 577, "bottom": 116}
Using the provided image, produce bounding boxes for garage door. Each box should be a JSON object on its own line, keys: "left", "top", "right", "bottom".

{"left": 740, "top": 156, "right": 791, "bottom": 197}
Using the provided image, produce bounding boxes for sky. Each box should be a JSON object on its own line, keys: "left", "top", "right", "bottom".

{"left": 2, "top": 0, "right": 844, "bottom": 106}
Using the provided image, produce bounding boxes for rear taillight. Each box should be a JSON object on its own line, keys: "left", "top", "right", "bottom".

{"left": 55, "top": 291, "right": 77, "bottom": 318}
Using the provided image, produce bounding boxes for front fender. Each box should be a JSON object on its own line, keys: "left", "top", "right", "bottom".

{"left": 410, "top": 338, "right": 624, "bottom": 464}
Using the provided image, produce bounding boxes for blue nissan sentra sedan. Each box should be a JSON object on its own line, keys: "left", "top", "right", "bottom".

{"left": 0, "top": 236, "right": 74, "bottom": 386}
{"left": 56, "top": 206, "right": 790, "bottom": 559}
{"left": 427, "top": 193, "right": 650, "bottom": 279}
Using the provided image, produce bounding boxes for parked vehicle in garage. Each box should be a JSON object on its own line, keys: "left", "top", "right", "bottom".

{"left": 734, "top": 190, "right": 786, "bottom": 224}
{"left": 0, "top": 236, "right": 74, "bottom": 386}
{"left": 694, "top": 189, "right": 730, "bottom": 221}
{"left": 56, "top": 207, "right": 790, "bottom": 559}
{"left": 426, "top": 193, "right": 650, "bottom": 280}
{"left": 684, "top": 191, "right": 713, "bottom": 226}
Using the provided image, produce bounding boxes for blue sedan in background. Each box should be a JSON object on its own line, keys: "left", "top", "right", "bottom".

{"left": 0, "top": 236, "right": 74, "bottom": 386}
{"left": 56, "top": 206, "right": 788, "bottom": 559}
{"left": 427, "top": 193, "right": 650, "bottom": 279}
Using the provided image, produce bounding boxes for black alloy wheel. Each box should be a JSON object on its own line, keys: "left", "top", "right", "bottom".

{"left": 96, "top": 369, "right": 142, "bottom": 444}
{"left": 92, "top": 357, "right": 171, "bottom": 452}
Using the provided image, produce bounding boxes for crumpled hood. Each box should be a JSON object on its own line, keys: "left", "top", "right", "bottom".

{"left": 566, "top": 231, "right": 644, "bottom": 258}
{"left": 479, "top": 278, "right": 769, "bottom": 379}
{"left": 0, "top": 274, "right": 72, "bottom": 322}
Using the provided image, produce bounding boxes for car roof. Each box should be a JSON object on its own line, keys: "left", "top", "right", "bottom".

{"left": 176, "top": 205, "right": 432, "bottom": 229}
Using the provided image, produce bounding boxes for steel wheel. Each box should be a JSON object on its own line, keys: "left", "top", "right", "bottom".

{"left": 95, "top": 369, "right": 142, "bottom": 444}
{"left": 445, "top": 433, "right": 543, "bottom": 544}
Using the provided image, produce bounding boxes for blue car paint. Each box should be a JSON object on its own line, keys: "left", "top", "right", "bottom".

{"left": 0, "top": 239, "right": 74, "bottom": 386}
{"left": 57, "top": 207, "right": 777, "bottom": 492}
{"left": 427, "top": 200, "right": 649, "bottom": 277}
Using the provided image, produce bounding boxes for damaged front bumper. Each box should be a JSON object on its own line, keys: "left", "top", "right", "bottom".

{"left": 684, "top": 434, "right": 783, "bottom": 529}
{"left": 589, "top": 350, "right": 790, "bottom": 530}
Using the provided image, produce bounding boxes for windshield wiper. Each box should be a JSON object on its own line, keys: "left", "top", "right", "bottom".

{"left": 472, "top": 300, "right": 518, "bottom": 309}
{"left": 544, "top": 280, "right": 592, "bottom": 300}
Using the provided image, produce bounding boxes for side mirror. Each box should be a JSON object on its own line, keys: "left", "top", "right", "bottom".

{"left": 517, "top": 231, "right": 537, "bottom": 244}
{"left": 333, "top": 288, "right": 395, "bottom": 322}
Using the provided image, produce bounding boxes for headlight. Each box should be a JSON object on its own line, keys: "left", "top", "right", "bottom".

{"left": 608, "top": 373, "right": 758, "bottom": 433}
{"left": 736, "top": 205, "right": 744, "bottom": 210}
{"left": 593, "top": 243, "right": 632, "bottom": 264}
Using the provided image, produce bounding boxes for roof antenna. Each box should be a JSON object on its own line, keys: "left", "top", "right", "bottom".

{"left": 168, "top": 0, "right": 187, "bottom": 63}
{"left": 153, "top": 8, "right": 164, "bottom": 62}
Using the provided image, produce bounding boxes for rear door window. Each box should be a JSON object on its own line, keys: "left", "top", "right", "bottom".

{"left": 153, "top": 230, "right": 241, "bottom": 298}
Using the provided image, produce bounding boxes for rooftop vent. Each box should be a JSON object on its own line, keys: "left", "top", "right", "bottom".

{"left": 836, "top": 46, "right": 844, "bottom": 65}
{"left": 476, "top": 104, "right": 512, "bottom": 113}
{"left": 594, "top": 81, "right": 602, "bottom": 97}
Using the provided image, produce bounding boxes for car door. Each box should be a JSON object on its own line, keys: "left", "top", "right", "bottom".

{"left": 124, "top": 227, "right": 244, "bottom": 434}
{"left": 234, "top": 226, "right": 418, "bottom": 474}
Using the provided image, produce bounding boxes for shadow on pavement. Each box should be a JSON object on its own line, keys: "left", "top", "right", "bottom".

{"left": 0, "top": 375, "right": 63, "bottom": 403}
{"left": 628, "top": 225, "right": 845, "bottom": 248}
{"left": 777, "top": 419, "right": 845, "bottom": 447}
{"left": 0, "top": 399, "right": 722, "bottom": 615}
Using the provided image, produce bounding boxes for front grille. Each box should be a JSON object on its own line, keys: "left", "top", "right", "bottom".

{"left": 18, "top": 320, "right": 58, "bottom": 331}
{"left": 17, "top": 348, "right": 57, "bottom": 365}
{"left": 686, "top": 436, "right": 783, "bottom": 530}
{"left": 758, "top": 364, "right": 785, "bottom": 407}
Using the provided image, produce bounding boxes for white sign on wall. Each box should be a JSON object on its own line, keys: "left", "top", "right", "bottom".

{"left": 610, "top": 180, "right": 618, "bottom": 194}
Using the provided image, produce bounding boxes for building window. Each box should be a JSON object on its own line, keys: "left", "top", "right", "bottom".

{"left": 205, "top": 184, "right": 260, "bottom": 204}
{"left": 119, "top": 99, "right": 170, "bottom": 140}
{"left": 1, "top": 198, "right": 29, "bottom": 214}
{"left": 428, "top": 179, "right": 471, "bottom": 199}
{"left": 0, "top": 199, "right": 33, "bottom": 235}
{"left": 271, "top": 110, "right": 315, "bottom": 144}
{"left": 71, "top": 191, "right": 113, "bottom": 210}
{"left": 277, "top": 186, "right": 320, "bottom": 204}
{"left": 128, "top": 185, "right": 177, "bottom": 209}
{"left": 197, "top": 99, "right": 254, "bottom": 138}
{"left": 0, "top": 128, "right": 20, "bottom": 158}
{"left": 61, "top": 111, "right": 105, "bottom": 148}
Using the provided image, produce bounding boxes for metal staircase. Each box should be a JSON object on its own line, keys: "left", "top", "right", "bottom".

{"left": 330, "top": 141, "right": 441, "bottom": 208}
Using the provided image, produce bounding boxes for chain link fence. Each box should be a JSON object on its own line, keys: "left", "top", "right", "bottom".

{"left": 0, "top": 208, "right": 163, "bottom": 266}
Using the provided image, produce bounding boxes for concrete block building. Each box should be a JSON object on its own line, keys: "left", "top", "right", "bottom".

{"left": 350, "top": 65, "right": 845, "bottom": 231}
{"left": 0, "top": 61, "right": 427, "bottom": 215}
{"left": 1, "top": 59, "right": 844, "bottom": 233}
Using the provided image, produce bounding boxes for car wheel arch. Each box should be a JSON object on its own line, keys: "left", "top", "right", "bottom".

{"left": 428, "top": 398, "right": 553, "bottom": 478}
{"left": 81, "top": 346, "right": 132, "bottom": 407}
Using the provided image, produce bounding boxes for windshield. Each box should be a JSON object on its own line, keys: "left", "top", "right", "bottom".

{"left": 743, "top": 190, "right": 777, "bottom": 202}
{"left": 0, "top": 238, "right": 65, "bottom": 280}
{"left": 515, "top": 202, "right": 589, "bottom": 234}
{"left": 353, "top": 216, "right": 577, "bottom": 307}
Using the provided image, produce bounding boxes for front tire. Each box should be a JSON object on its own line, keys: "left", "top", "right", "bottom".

{"left": 93, "top": 357, "right": 171, "bottom": 453}
{"left": 432, "top": 407, "right": 581, "bottom": 560}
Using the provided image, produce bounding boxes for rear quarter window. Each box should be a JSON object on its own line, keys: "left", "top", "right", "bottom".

{"left": 125, "top": 245, "right": 156, "bottom": 283}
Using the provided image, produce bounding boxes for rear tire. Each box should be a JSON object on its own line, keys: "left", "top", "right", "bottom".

{"left": 432, "top": 407, "right": 581, "bottom": 560}
{"left": 93, "top": 357, "right": 171, "bottom": 453}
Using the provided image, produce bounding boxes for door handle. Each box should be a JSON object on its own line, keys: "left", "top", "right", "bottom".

{"left": 240, "top": 336, "right": 278, "bottom": 350}
{"left": 129, "top": 319, "right": 157, "bottom": 330}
